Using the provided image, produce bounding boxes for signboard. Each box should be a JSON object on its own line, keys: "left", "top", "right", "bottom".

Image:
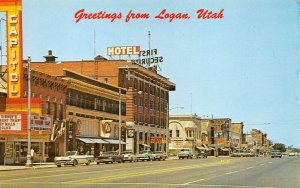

{"left": 150, "top": 136, "right": 164, "bottom": 144}
{"left": 107, "top": 46, "right": 140, "bottom": 56}
{"left": 127, "top": 129, "right": 134, "bottom": 138}
{"left": 0, "top": 0, "right": 23, "bottom": 98}
{"left": 0, "top": 114, "right": 21, "bottom": 130}
{"left": 99, "top": 120, "right": 112, "bottom": 138}
{"left": 133, "top": 49, "right": 163, "bottom": 66}
{"left": 30, "top": 115, "right": 52, "bottom": 133}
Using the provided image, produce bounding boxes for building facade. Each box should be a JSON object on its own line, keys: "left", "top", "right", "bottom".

{"left": 31, "top": 52, "right": 175, "bottom": 154}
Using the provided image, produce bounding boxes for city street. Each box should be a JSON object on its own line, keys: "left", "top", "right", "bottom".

{"left": 0, "top": 156, "right": 299, "bottom": 188}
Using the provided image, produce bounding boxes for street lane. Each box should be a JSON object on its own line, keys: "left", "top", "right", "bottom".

{"left": 0, "top": 157, "right": 298, "bottom": 188}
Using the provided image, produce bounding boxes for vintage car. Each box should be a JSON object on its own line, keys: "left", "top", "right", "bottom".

{"left": 137, "top": 150, "right": 155, "bottom": 161}
{"left": 178, "top": 148, "right": 193, "bottom": 159}
{"left": 195, "top": 151, "right": 207, "bottom": 158}
{"left": 54, "top": 151, "right": 94, "bottom": 167}
{"left": 121, "top": 151, "right": 138, "bottom": 162}
{"left": 95, "top": 151, "right": 124, "bottom": 164}
{"left": 154, "top": 151, "right": 168, "bottom": 161}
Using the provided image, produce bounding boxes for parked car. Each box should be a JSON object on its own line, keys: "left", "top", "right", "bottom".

{"left": 195, "top": 151, "right": 207, "bottom": 158}
{"left": 154, "top": 151, "right": 168, "bottom": 161}
{"left": 121, "top": 151, "right": 138, "bottom": 162}
{"left": 271, "top": 151, "right": 282, "bottom": 158}
{"left": 288, "top": 152, "right": 295, "bottom": 157}
{"left": 178, "top": 148, "right": 193, "bottom": 159}
{"left": 54, "top": 151, "right": 94, "bottom": 167}
{"left": 137, "top": 150, "right": 155, "bottom": 161}
{"left": 95, "top": 151, "right": 124, "bottom": 164}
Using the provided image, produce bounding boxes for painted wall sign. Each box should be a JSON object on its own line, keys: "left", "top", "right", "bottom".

{"left": 0, "top": 0, "right": 23, "bottom": 98}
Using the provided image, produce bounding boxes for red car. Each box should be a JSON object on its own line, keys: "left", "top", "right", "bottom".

{"left": 154, "top": 151, "right": 168, "bottom": 161}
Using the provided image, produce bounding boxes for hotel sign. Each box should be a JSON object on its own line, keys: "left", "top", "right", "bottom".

{"left": 0, "top": 0, "right": 23, "bottom": 98}
{"left": 107, "top": 46, "right": 140, "bottom": 56}
{"left": 0, "top": 114, "right": 22, "bottom": 131}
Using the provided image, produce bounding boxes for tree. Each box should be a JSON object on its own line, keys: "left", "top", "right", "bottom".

{"left": 272, "top": 143, "right": 286, "bottom": 152}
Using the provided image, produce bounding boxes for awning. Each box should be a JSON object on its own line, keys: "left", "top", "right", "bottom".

{"left": 77, "top": 138, "right": 95, "bottom": 144}
{"left": 77, "top": 137, "right": 108, "bottom": 144}
{"left": 104, "top": 139, "right": 126, "bottom": 145}
{"left": 142, "top": 144, "right": 151, "bottom": 148}
{"left": 92, "top": 138, "right": 108, "bottom": 144}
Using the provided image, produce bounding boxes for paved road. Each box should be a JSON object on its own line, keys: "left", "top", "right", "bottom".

{"left": 0, "top": 156, "right": 299, "bottom": 188}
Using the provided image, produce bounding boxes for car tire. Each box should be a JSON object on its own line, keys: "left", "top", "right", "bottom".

{"left": 72, "top": 160, "right": 78, "bottom": 166}
{"left": 86, "top": 160, "right": 91, "bottom": 166}
{"left": 97, "top": 162, "right": 100, "bottom": 164}
{"left": 57, "top": 164, "right": 61, "bottom": 167}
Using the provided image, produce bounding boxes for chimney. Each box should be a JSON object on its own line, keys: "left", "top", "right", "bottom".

{"left": 43, "top": 50, "right": 57, "bottom": 62}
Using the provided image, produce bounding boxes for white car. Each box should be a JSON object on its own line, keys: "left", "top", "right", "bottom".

{"left": 54, "top": 151, "right": 94, "bottom": 167}
{"left": 289, "top": 153, "right": 295, "bottom": 157}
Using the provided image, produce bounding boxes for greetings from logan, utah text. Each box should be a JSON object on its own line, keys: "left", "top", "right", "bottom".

{"left": 74, "top": 8, "right": 224, "bottom": 23}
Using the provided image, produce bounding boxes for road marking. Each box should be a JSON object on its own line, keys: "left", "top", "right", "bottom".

{"left": 8, "top": 182, "right": 275, "bottom": 188}
{"left": 246, "top": 166, "right": 254, "bottom": 169}
{"left": 183, "top": 179, "right": 205, "bottom": 185}
{"left": 225, "top": 171, "right": 239, "bottom": 175}
{"left": 268, "top": 162, "right": 272, "bottom": 164}
{"left": 260, "top": 164, "right": 265, "bottom": 166}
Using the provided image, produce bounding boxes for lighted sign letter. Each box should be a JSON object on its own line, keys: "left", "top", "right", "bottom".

{"left": 10, "top": 74, "right": 19, "bottom": 82}
{"left": 10, "top": 62, "right": 18, "bottom": 70}
{"left": 9, "top": 38, "right": 18, "bottom": 47}
{"left": 9, "top": 15, "right": 17, "bottom": 24}
{"left": 9, "top": 26, "right": 18, "bottom": 35}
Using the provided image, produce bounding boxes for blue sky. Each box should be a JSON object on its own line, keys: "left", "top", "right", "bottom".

{"left": 1, "top": 0, "right": 299, "bottom": 148}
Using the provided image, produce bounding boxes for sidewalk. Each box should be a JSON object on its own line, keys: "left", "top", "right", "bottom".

{"left": 0, "top": 163, "right": 56, "bottom": 171}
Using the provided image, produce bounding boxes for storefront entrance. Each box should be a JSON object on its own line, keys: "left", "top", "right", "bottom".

{"left": 0, "top": 142, "right": 4, "bottom": 165}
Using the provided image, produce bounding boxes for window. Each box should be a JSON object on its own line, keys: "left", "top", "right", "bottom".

{"left": 169, "top": 130, "right": 172, "bottom": 138}
{"left": 176, "top": 130, "right": 180, "bottom": 137}
{"left": 59, "top": 104, "right": 63, "bottom": 120}
{"left": 46, "top": 101, "right": 50, "bottom": 114}
{"left": 53, "top": 103, "right": 57, "bottom": 120}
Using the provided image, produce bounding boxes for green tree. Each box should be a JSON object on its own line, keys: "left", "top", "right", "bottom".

{"left": 272, "top": 143, "right": 286, "bottom": 152}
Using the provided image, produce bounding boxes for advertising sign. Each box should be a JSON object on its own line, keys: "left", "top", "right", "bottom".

{"left": 0, "top": 114, "right": 21, "bottom": 130}
{"left": 127, "top": 129, "right": 135, "bottom": 138}
{"left": 107, "top": 46, "right": 140, "bottom": 56}
{"left": 0, "top": 0, "right": 23, "bottom": 98}
{"left": 99, "top": 120, "right": 112, "bottom": 138}
{"left": 30, "top": 115, "right": 52, "bottom": 133}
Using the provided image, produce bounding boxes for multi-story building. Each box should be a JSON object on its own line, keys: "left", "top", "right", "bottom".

{"left": 31, "top": 51, "right": 175, "bottom": 154}
{"left": 202, "top": 118, "right": 231, "bottom": 156}
{"left": 169, "top": 115, "right": 205, "bottom": 155}
{"left": 0, "top": 64, "right": 69, "bottom": 164}
{"left": 230, "top": 122, "right": 244, "bottom": 151}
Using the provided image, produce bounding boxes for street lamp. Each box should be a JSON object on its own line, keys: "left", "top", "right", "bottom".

{"left": 25, "top": 57, "right": 62, "bottom": 167}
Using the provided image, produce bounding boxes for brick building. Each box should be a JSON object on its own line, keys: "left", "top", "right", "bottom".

{"left": 0, "top": 64, "right": 69, "bottom": 164}
{"left": 230, "top": 122, "right": 244, "bottom": 151}
{"left": 31, "top": 51, "right": 175, "bottom": 154}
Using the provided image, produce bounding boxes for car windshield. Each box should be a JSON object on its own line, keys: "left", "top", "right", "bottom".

{"left": 121, "top": 152, "right": 133, "bottom": 154}
{"left": 66, "top": 151, "right": 76, "bottom": 156}
{"left": 180, "top": 149, "right": 189, "bottom": 152}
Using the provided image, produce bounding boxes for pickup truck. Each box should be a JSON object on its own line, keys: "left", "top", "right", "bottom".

{"left": 54, "top": 151, "right": 94, "bottom": 167}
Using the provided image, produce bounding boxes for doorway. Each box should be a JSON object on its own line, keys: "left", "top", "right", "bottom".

{"left": 0, "top": 142, "right": 4, "bottom": 165}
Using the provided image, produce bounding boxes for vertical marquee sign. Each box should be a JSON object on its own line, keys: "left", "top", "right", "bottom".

{"left": 0, "top": 0, "right": 23, "bottom": 98}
